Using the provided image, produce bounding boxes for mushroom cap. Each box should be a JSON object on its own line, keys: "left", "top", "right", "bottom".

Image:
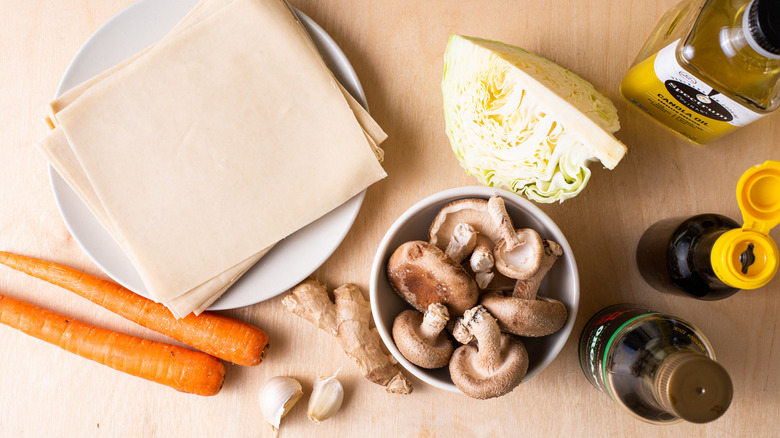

{"left": 392, "top": 309, "right": 454, "bottom": 369}
{"left": 387, "top": 240, "right": 478, "bottom": 316}
{"left": 494, "top": 228, "right": 544, "bottom": 279}
{"left": 449, "top": 334, "right": 528, "bottom": 399}
{"left": 479, "top": 292, "right": 568, "bottom": 337}
{"left": 429, "top": 198, "right": 506, "bottom": 251}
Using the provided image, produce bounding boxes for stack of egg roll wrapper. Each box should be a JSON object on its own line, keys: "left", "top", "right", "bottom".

{"left": 37, "top": 0, "right": 387, "bottom": 317}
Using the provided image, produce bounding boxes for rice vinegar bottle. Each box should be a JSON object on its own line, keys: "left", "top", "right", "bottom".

{"left": 579, "top": 304, "right": 733, "bottom": 424}
{"left": 620, "top": 0, "right": 780, "bottom": 143}
{"left": 636, "top": 161, "right": 780, "bottom": 299}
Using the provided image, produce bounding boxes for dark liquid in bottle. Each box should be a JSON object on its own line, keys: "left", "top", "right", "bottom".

{"left": 636, "top": 214, "right": 739, "bottom": 300}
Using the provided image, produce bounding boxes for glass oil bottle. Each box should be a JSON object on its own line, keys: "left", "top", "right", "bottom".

{"left": 620, "top": 0, "right": 780, "bottom": 143}
{"left": 579, "top": 304, "right": 733, "bottom": 424}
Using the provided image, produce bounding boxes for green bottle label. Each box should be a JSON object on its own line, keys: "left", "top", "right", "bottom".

{"left": 579, "top": 304, "right": 711, "bottom": 401}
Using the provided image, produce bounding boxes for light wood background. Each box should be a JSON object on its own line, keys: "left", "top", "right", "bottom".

{"left": 2, "top": 0, "right": 778, "bottom": 436}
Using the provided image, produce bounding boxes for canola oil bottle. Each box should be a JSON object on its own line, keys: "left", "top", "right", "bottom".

{"left": 636, "top": 161, "right": 780, "bottom": 299}
{"left": 621, "top": 0, "right": 780, "bottom": 143}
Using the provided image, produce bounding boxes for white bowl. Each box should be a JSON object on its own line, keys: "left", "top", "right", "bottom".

{"left": 370, "top": 186, "right": 579, "bottom": 394}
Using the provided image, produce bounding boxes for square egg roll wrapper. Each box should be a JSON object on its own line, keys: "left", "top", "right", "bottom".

{"left": 48, "top": 0, "right": 387, "bottom": 306}
{"left": 41, "top": 0, "right": 385, "bottom": 315}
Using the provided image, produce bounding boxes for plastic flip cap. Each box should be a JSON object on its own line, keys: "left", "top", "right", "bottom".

{"left": 711, "top": 161, "right": 780, "bottom": 289}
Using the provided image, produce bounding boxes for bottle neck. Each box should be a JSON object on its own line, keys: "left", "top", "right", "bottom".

{"left": 712, "top": 0, "right": 780, "bottom": 62}
{"left": 692, "top": 229, "right": 733, "bottom": 288}
{"left": 743, "top": 0, "right": 780, "bottom": 59}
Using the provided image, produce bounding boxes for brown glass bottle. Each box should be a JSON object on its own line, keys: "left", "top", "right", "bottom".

{"left": 637, "top": 162, "right": 780, "bottom": 299}
{"left": 636, "top": 214, "right": 741, "bottom": 300}
{"left": 579, "top": 304, "right": 733, "bottom": 424}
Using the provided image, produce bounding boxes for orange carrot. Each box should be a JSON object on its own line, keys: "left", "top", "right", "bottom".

{"left": 0, "top": 293, "right": 225, "bottom": 396}
{"left": 0, "top": 251, "right": 269, "bottom": 366}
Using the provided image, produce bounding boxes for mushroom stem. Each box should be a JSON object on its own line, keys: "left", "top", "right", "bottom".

{"left": 469, "top": 237, "right": 494, "bottom": 272}
{"left": 470, "top": 234, "right": 495, "bottom": 290}
{"left": 449, "top": 306, "right": 529, "bottom": 399}
{"left": 445, "top": 223, "right": 477, "bottom": 263}
{"left": 462, "top": 306, "right": 502, "bottom": 373}
{"left": 488, "top": 196, "right": 521, "bottom": 250}
{"left": 512, "top": 240, "right": 563, "bottom": 300}
{"left": 447, "top": 317, "right": 475, "bottom": 344}
{"left": 419, "top": 303, "right": 449, "bottom": 340}
{"left": 474, "top": 272, "right": 495, "bottom": 290}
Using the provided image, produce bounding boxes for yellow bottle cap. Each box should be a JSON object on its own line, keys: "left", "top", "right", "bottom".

{"left": 712, "top": 161, "right": 780, "bottom": 289}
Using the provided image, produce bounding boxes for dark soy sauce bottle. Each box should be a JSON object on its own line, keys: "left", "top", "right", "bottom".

{"left": 579, "top": 304, "right": 733, "bottom": 425}
{"left": 636, "top": 161, "right": 780, "bottom": 300}
{"left": 637, "top": 214, "right": 741, "bottom": 299}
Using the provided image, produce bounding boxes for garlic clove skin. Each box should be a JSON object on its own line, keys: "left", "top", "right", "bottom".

{"left": 307, "top": 370, "right": 344, "bottom": 423}
{"left": 259, "top": 376, "right": 303, "bottom": 431}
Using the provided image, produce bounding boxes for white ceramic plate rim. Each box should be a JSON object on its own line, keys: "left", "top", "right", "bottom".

{"left": 370, "top": 186, "right": 580, "bottom": 393}
{"left": 49, "top": 0, "right": 368, "bottom": 310}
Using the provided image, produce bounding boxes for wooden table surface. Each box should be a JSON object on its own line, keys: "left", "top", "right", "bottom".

{"left": 2, "top": 0, "right": 778, "bottom": 436}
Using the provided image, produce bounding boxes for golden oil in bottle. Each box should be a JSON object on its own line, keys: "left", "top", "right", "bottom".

{"left": 620, "top": 0, "right": 780, "bottom": 143}
{"left": 579, "top": 304, "right": 733, "bottom": 424}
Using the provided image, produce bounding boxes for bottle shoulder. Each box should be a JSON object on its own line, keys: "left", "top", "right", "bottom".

{"left": 662, "top": 214, "right": 740, "bottom": 247}
{"left": 674, "top": 214, "right": 740, "bottom": 235}
{"left": 606, "top": 313, "right": 714, "bottom": 358}
{"left": 630, "top": 0, "right": 705, "bottom": 64}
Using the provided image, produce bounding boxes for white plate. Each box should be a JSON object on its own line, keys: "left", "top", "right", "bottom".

{"left": 50, "top": 0, "right": 368, "bottom": 310}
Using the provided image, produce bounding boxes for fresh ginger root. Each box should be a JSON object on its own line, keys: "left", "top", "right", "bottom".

{"left": 283, "top": 277, "right": 413, "bottom": 394}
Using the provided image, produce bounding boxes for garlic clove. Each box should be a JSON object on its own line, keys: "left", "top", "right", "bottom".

{"left": 307, "top": 369, "right": 344, "bottom": 423}
{"left": 259, "top": 376, "right": 303, "bottom": 432}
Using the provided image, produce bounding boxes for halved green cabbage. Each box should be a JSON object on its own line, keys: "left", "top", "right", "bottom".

{"left": 442, "top": 35, "right": 626, "bottom": 203}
